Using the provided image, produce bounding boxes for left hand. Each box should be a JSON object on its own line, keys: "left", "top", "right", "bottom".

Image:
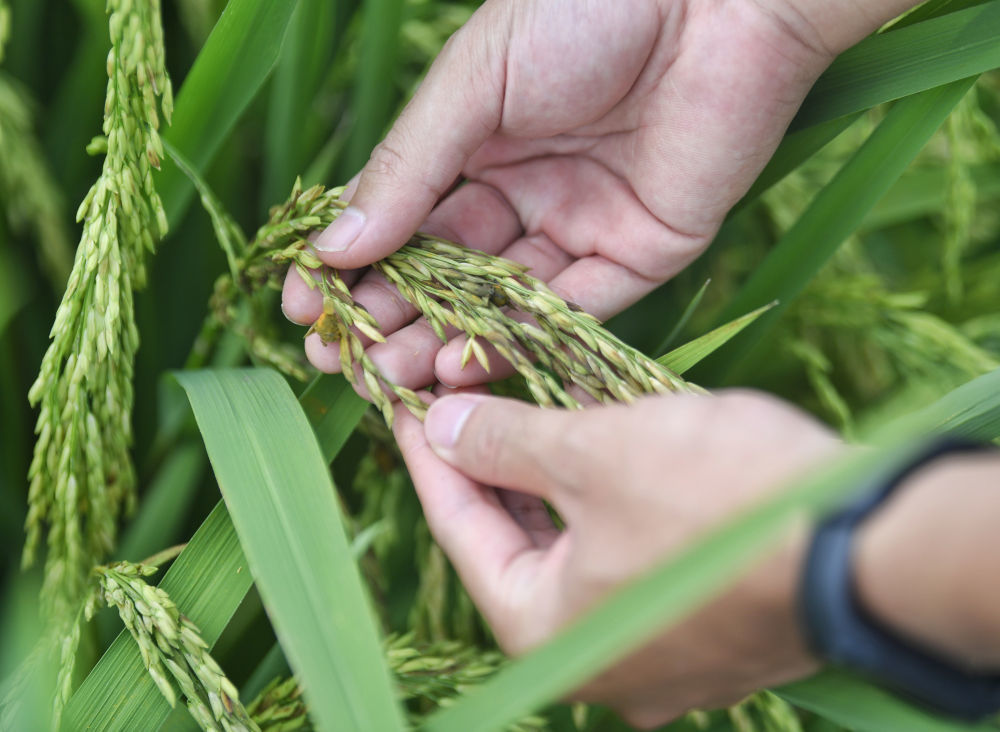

{"left": 392, "top": 388, "right": 842, "bottom": 726}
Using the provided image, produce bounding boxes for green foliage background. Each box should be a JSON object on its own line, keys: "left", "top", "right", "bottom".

{"left": 1, "top": 0, "right": 999, "bottom": 730}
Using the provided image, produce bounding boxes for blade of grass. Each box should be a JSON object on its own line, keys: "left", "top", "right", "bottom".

{"left": 65, "top": 373, "right": 366, "bottom": 730}
{"left": 116, "top": 443, "right": 206, "bottom": 563}
{"left": 339, "top": 0, "right": 405, "bottom": 178}
{"left": 261, "top": 0, "right": 342, "bottom": 207}
{"left": 656, "top": 302, "right": 776, "bottom": 375}
{"left": 775, "top": 670, "right": 997, "bottom": 732}
{"left": 860, "top": 163, "right": 1000, "bottom": 232}
{"left": 299, "top": 374, "right": 370, "bottom": 463}
{"left": 698, "top": 77, "right": 977, "bottom": 385}
{"left": 790, "top": 1, "right": 1000, "bottom": 131}
{"left": 739, "top": 1, "right": 999, "bottom": 207}
{"left": 735, "top": 113, "right": 862, "bottom": 213}
{"left": 0, "top": 247, "right": 28, "bottom": 338}
{"left": 176, "top": 368, "right": 405, "bottom": 732}
{"left": 158, "top": 0, "right": 300, "bottom": 227}
{"left": 887, "top": 0, "right": 994, "bottom": 31}
{"left": 778, "top": 670, "right": 998, "bottom": 732}
{"left": 423, "top": 370, "right": 1000, "bottom": 732}
{"left": 652, "top": 279, "right": 711, "bottom": 357}
{"left": 902, "top": 366, "right": 1000, "bottom": 441}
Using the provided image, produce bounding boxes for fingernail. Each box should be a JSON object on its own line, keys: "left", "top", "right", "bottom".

{"left": 425, "top": 396, "right": 478, "bottom": 451}
{"left": 315, "top": 206, "right": 365, "bottom": 252}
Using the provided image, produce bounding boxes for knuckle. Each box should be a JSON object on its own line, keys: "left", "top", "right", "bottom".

{"left": 365, "top": 139, "right": 409, "bottom": 183}
{"left": 466, "top": 408, "right": 513, "bottom": 475}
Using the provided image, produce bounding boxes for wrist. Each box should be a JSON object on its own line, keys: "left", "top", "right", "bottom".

{"left": 755, "top": 0, "right": 923, "bottom": 58}
{"left": 854, "top": 451, "right": 1000, "bottom": 672}
{"left": 736, "top": 520, "right": 821, "bottom": 687}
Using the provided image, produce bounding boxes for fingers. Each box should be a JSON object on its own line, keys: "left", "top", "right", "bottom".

{"left": 392, "top": 398, "right": 551, "bottom": 622}
{"left": 423, "top": 394, "right": 596, "bottom": 500}
{"left": 281, "top": 264, "right": 364, "bottom": 326}
{"left": 338, "top": 181, "right": 523, "bottom": 341}
{"left": 312, "top": 5, "right": 510, "bottom": 268}
{"left": 496, "top": 489, "right": 560, "bottom": 549}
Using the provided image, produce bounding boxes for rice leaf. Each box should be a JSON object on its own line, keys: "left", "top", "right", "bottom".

{"left": 158, "top": 0, "right": 300, "bottom": 226}
{"left": 740, "top": 1, "right": 999, "bottom": 206}
{"left": 700, "top": 77, "right": 977, "bottom": 385}
{"left": 652, "top": 279, "right": 711, "bottom": 357}
{"left": 176, "top": 368, "right": 405, "bottom": 732}
{"left": 339, "top": 0, "right": 405, "bottom": 178}
{"left": 262, "top": 0, "right": 344, "bottom": 207}
{"left": 902, "top": 367, "right": 1000, "bottom": 441}
{"left": 115, "top": 443, "right": 206, "bottom": 563}
{"left": 656, "top": 302, "right": 776, "bottom": 375}
{"left": 790, "top": 2, "right": 1000, "bottom": 131}
{"left": 299, "top": 374, "right": 369, "bottom": 463}
{"left": 778, "top": 670, "right": 998, "bottom": 732}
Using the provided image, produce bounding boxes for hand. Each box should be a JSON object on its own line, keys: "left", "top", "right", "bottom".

{"left": 392, "top": 388, "right": 842, "bottom": 726}
{"left": 282, "top": 0, "right": 906, "bottom": 394}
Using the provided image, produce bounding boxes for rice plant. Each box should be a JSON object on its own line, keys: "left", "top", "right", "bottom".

{"left": 1, "top": 1, "right": 998, "bottom": 731}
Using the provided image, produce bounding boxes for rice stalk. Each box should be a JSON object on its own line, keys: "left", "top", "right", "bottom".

{"left": 24, "top": 0, "right": 173, "bottom": 619}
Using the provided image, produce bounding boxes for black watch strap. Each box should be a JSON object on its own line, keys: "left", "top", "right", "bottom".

{"left": 799, "top": 437, "right": 1000, "bottom": 720}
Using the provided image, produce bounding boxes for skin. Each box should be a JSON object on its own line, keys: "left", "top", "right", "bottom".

{"left": 283, "top": 0, "right": 913, "bottom": 386}
{"left": 281, "top": 0, "right": 1000, "bottom": 724}
{"left": 396, "top": 390, "right": 1000, "bottom": 725}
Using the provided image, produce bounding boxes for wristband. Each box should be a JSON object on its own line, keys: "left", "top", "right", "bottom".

{"left": 799, "top": 437, "right": 1000, "bottom": 720}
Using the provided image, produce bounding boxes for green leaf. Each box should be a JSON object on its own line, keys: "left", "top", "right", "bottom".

{"left": 790, "top": 2, "right": 1000, "bottom": 131}
{"left": 735, "top": 114, "right": 861, "bottom": 213}
{"left": 860, "top": 163, "right": 1000, "bottom": 232}
{"left": 652, "top": 279, "right": 711, "bottom": 357}
{"left": 700, "top": 77, "right": 977, "bottom": 385}
{"left": 261, "top": 0, "right": 346, "bottom": 207}
{"left": 0, "top": 247, "right": 29, "bottom": 339}
{"left": 903, "top": 367, "right": 1000, "bottom": 441}
{"left": 423, "top": 369, "right": 1000, "bottom": 732}
{"left": 339, "top": 0, "right": 405, "bottom": 178}
{"left": 738, "top": 1, "right": 1000, "bottom": 207}
{"left": 65, "top": 373, "right": 366, "bottom": 730}
{"left": 64, "top": 504, "right": 253, "bottom": 731}
{"left": 779, "top": 670, "right": 998, "bottom": 732}
{"left": 116, "top": 443, "right": 206, "bottom": 563}
{"left": 887, "top": 0, "right": 993, "bottom": 33}
{"left": 159, "top": 0, "right": 300, "bottom": 227}
{"left": 299, "top": 374, "right": 370, "bottom": 463}
{"left": 657, "top": 302, "right": 775, "bottom": 375}
{"left": 176, "top": 368, "right": 405, "bottom": 732}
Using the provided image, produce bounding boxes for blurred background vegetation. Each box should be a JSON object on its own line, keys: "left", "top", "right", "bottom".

{"left": 1, "top": 0, "right": 999, "bottom": 729}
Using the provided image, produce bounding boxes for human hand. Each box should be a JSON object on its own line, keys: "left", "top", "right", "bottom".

{"left": 392, "top": 388, "right": 842, "bottom": 726}
{"left": 282, "top": 0, "right": 911, "bottom": 394}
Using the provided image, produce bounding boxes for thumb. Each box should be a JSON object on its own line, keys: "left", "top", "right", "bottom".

{"left": 313, "top": 4, "right": 510, "bottom": 268}
{"left": 424, "top": 394, "right": 589, "bottom": 500}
